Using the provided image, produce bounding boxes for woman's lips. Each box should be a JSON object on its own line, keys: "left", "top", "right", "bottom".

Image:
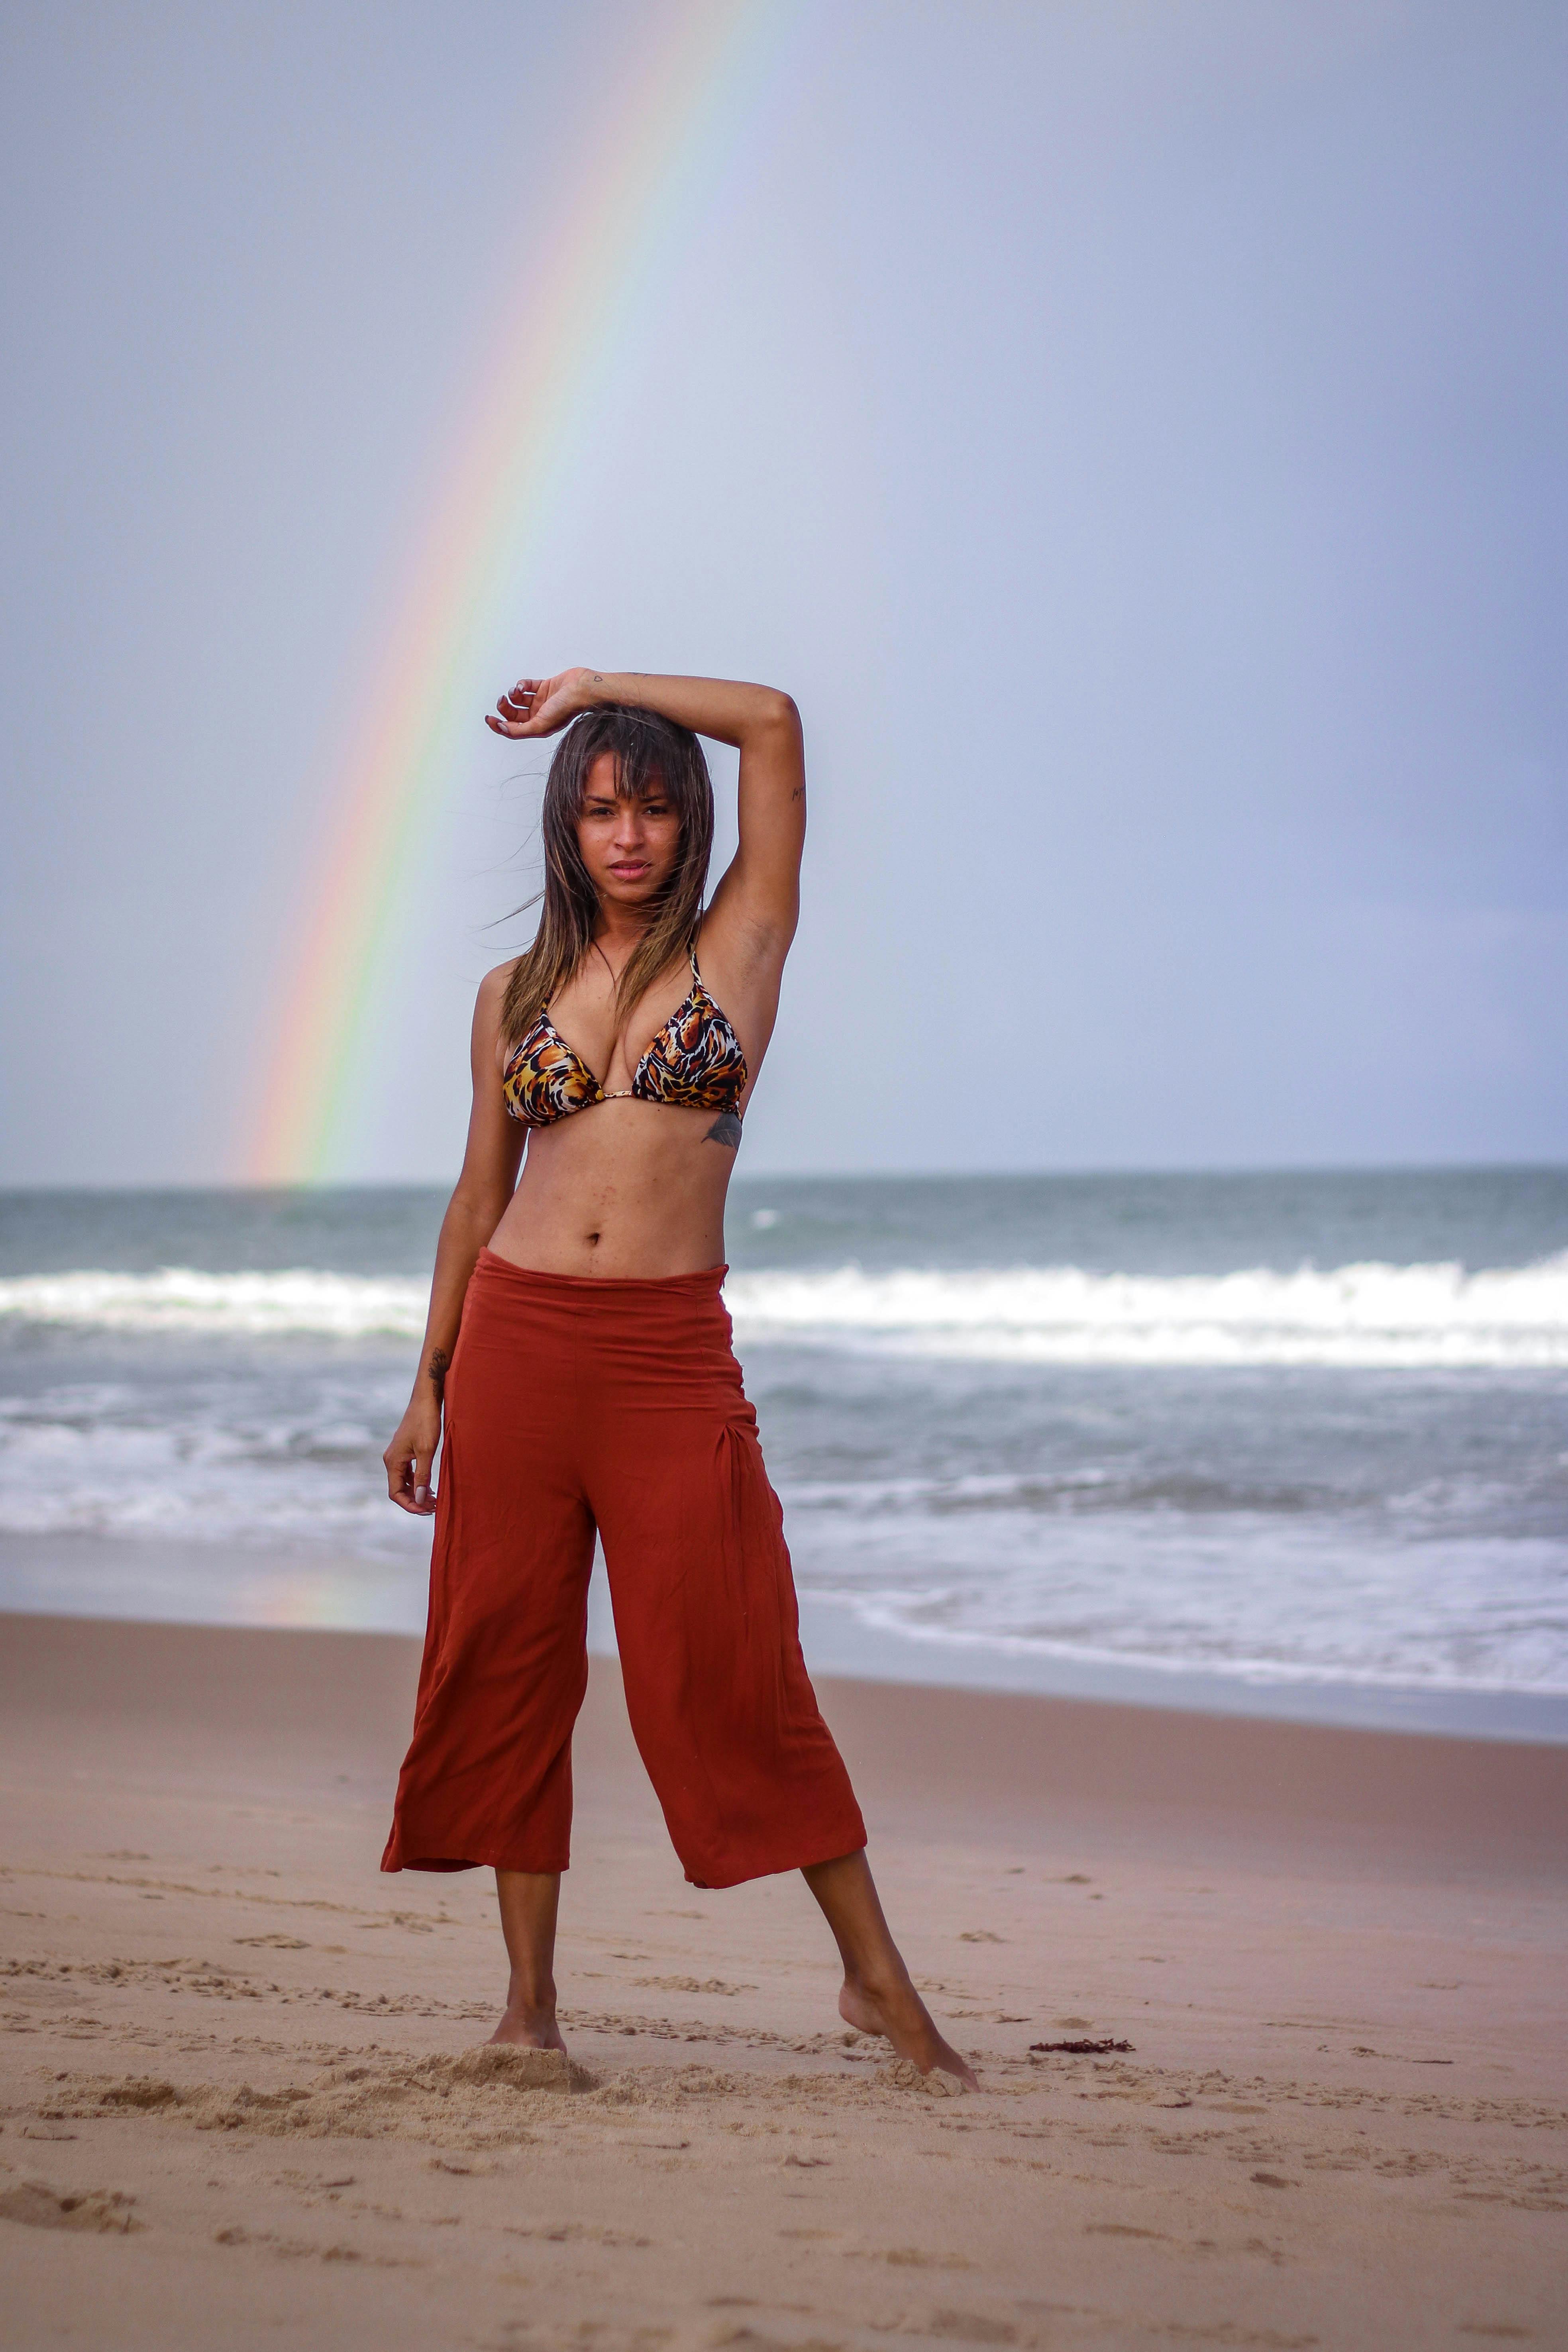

{"left": 609, "top": 861, "right": 650, "bottom": 878}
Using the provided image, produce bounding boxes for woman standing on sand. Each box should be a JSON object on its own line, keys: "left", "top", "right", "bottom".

{"left": 380, "top": 669, "right": 975, "bottom": 2093}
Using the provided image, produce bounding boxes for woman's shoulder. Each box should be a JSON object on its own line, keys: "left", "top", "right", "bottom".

{"left": 473, "top": 958, "right": 528, "bottom": 1039}
{"left": 481, "top": 955, "right": 525, "bottom": 988}
{"left": 473, "top": 960, "right": 531, "bottom": 1082}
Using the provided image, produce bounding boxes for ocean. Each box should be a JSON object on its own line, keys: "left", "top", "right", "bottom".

{"left": 2, "top": 1169, "right": 1565, "bottom": 1739}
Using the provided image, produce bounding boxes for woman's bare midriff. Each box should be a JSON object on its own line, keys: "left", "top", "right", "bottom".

{"left": 485, "top": 1099, "right": 738, "bottom": 1279}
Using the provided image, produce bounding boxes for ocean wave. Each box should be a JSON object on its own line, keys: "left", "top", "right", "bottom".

{"left": 0, "top": 1268, "right": 429, "bottom": 1338}
{"left": 2, "top": 1256, "right": 1568, "bottom": 1366}
{"left": 726, "top": 1257, "right": 1568, "bottom": 1367}
{"left": 804, "top": 1587, "right": 1568, "bottom": 1698}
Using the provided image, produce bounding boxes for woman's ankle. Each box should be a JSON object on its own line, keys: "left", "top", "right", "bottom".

{"left": 502, "top": 1977, "right": 557, "bottom": 2023}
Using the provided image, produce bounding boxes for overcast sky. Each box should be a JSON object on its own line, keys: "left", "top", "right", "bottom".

{"left": 2, "top": 0, "right": 1564, "bottom": 1184}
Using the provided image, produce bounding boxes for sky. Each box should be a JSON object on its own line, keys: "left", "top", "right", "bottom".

{"left": 2, "top": 0, "right": 1564, "bottom": 1185}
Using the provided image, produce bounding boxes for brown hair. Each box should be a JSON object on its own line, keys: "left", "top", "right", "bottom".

{"left": 498, "top": 704, "right": 715, "bottom": 1046}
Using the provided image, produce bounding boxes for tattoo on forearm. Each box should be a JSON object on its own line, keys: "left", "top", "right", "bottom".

{"left": 426, "top": 1347, "right": 450, "bottom": 1398}
{"left": 790, "top": 784, "right": 805, "bottom": 800}
{"left": 705, "top": 1113, "right": 743, "bottom": 1149}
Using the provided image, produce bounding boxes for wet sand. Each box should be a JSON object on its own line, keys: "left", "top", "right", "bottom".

{"left": 2, "top": 1610, "right": 1565, "bottom": 2350}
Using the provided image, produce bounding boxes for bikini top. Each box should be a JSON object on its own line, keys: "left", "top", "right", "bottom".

{"left": 502, "top": 948, "right": 748, "bottom": 1129}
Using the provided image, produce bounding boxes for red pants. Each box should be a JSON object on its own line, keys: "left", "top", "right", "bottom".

{"left": 381, "top": 1250, "right": 866, "bottom": 1889}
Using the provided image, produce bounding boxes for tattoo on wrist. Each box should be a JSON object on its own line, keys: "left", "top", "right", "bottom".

{"left": 426, "top": 1347, "right": 450, "bottom": 1398}
{"left": 790, "top": 784, "right": 805, "bottom": 800}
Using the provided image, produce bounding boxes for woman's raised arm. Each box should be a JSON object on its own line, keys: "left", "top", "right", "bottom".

{"left": 382, "top": 964, "right": 524, "bottom": 1514}
{"left": 487, "top": 669, "right": 806, "bottom": 958}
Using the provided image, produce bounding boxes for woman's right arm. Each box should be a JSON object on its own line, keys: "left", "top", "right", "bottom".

{"left": 383, "top": 966, "right": 525, "bottom": 1514}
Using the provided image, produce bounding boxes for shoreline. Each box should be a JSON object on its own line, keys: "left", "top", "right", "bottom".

{"left": 4, "top": 1528, "right": 1567, "bottom": 1745}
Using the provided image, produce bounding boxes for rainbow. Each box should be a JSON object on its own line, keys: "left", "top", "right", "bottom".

{"left": 243, "top": 0, "right": 787, "bottom": 1182}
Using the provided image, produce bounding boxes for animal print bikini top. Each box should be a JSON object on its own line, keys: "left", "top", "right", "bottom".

{"left": 502, "top": 948, "right": 748, "bottom": 1130}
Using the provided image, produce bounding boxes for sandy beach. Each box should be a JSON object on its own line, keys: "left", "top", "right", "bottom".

{"left": 2, "top": 1608, "right": 1565, "bottom": 2351}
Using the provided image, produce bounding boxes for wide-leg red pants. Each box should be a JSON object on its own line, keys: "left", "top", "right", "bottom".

{"left": 381, "top": 1250, "right": 866, "bottom": 1889}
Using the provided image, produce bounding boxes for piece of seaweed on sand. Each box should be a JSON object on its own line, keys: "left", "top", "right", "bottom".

{"left": 1028, "top": 2037, "right": 1134, "bottom": 2055}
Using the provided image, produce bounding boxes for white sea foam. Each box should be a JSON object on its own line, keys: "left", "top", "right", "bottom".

{"left": 781, "top": 1511, "right": 1568, "bottom": 1697}
{"left": 726, "top": 1256, "right": 1568, "bottom": 1367}
{"left": 4, "top": 1256, "right": 1568, "bottom": 1365}
{"left": 0, "top": 1268, "right": 429, "bottom": 1338}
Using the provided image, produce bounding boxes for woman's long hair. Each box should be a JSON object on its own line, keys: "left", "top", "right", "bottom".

{"left": 498, "top": 705, "right": 715, "bottom": 1046}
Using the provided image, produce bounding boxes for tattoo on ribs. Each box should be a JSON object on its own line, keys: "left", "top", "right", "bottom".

{"left": 426, "top": 1347, "right": 450, "bottom": 1397}
{"left": 705, "top": 1112, "right": 743, "bottom": 1150}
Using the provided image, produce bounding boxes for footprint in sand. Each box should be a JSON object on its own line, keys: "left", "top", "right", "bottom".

{"left": 633, "top": 1975, "right": 756, "bottom": 1995}
{"left": 97, "top": 2079, "right": 181, "bottom": 2112}
{"left": 504, "top": 2219, "right": 651, "bottom": 2248}
{"left": 214, "top": 2224, "right": 312, "bottom": 2256}
{"left": 0, "top": 2180, "right": 144, "bottom": 2234}
{"left": 927, "top": 2311, "right": 1017, "bottom": 2344}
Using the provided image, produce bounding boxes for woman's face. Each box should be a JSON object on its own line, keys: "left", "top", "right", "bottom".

{"left": 576, "top": 751, "right": 682, "bottom": 913}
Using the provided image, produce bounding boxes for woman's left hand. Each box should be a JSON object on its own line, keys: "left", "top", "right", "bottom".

{"left": 485, "top": 669, "right": 596, "bottom": 739}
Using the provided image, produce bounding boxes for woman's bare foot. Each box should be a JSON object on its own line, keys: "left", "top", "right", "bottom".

{"left": 840, "top": 1969, "right": 979, "bottom": 2091}
{"left": 487, "top": 1993, "right": 568, "bottom": 2052}
{"left": 803, "top": 1849, "right": 980, "bottom": 2093}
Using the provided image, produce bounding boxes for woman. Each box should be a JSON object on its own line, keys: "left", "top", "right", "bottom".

{"left": 381, "top": 668, "right": 975, "bottom": 2092}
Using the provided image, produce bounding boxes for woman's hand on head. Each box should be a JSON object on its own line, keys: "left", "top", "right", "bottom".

{"left": 383, "top": 1395, "right": 442, "bottom": 1516}
{"left": 485, "top": 669, "right": 597, "bottom": 739}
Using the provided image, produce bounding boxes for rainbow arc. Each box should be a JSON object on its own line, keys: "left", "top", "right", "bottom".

{"left": 245, "top": 0, "right": 783, "bottom": 1181}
